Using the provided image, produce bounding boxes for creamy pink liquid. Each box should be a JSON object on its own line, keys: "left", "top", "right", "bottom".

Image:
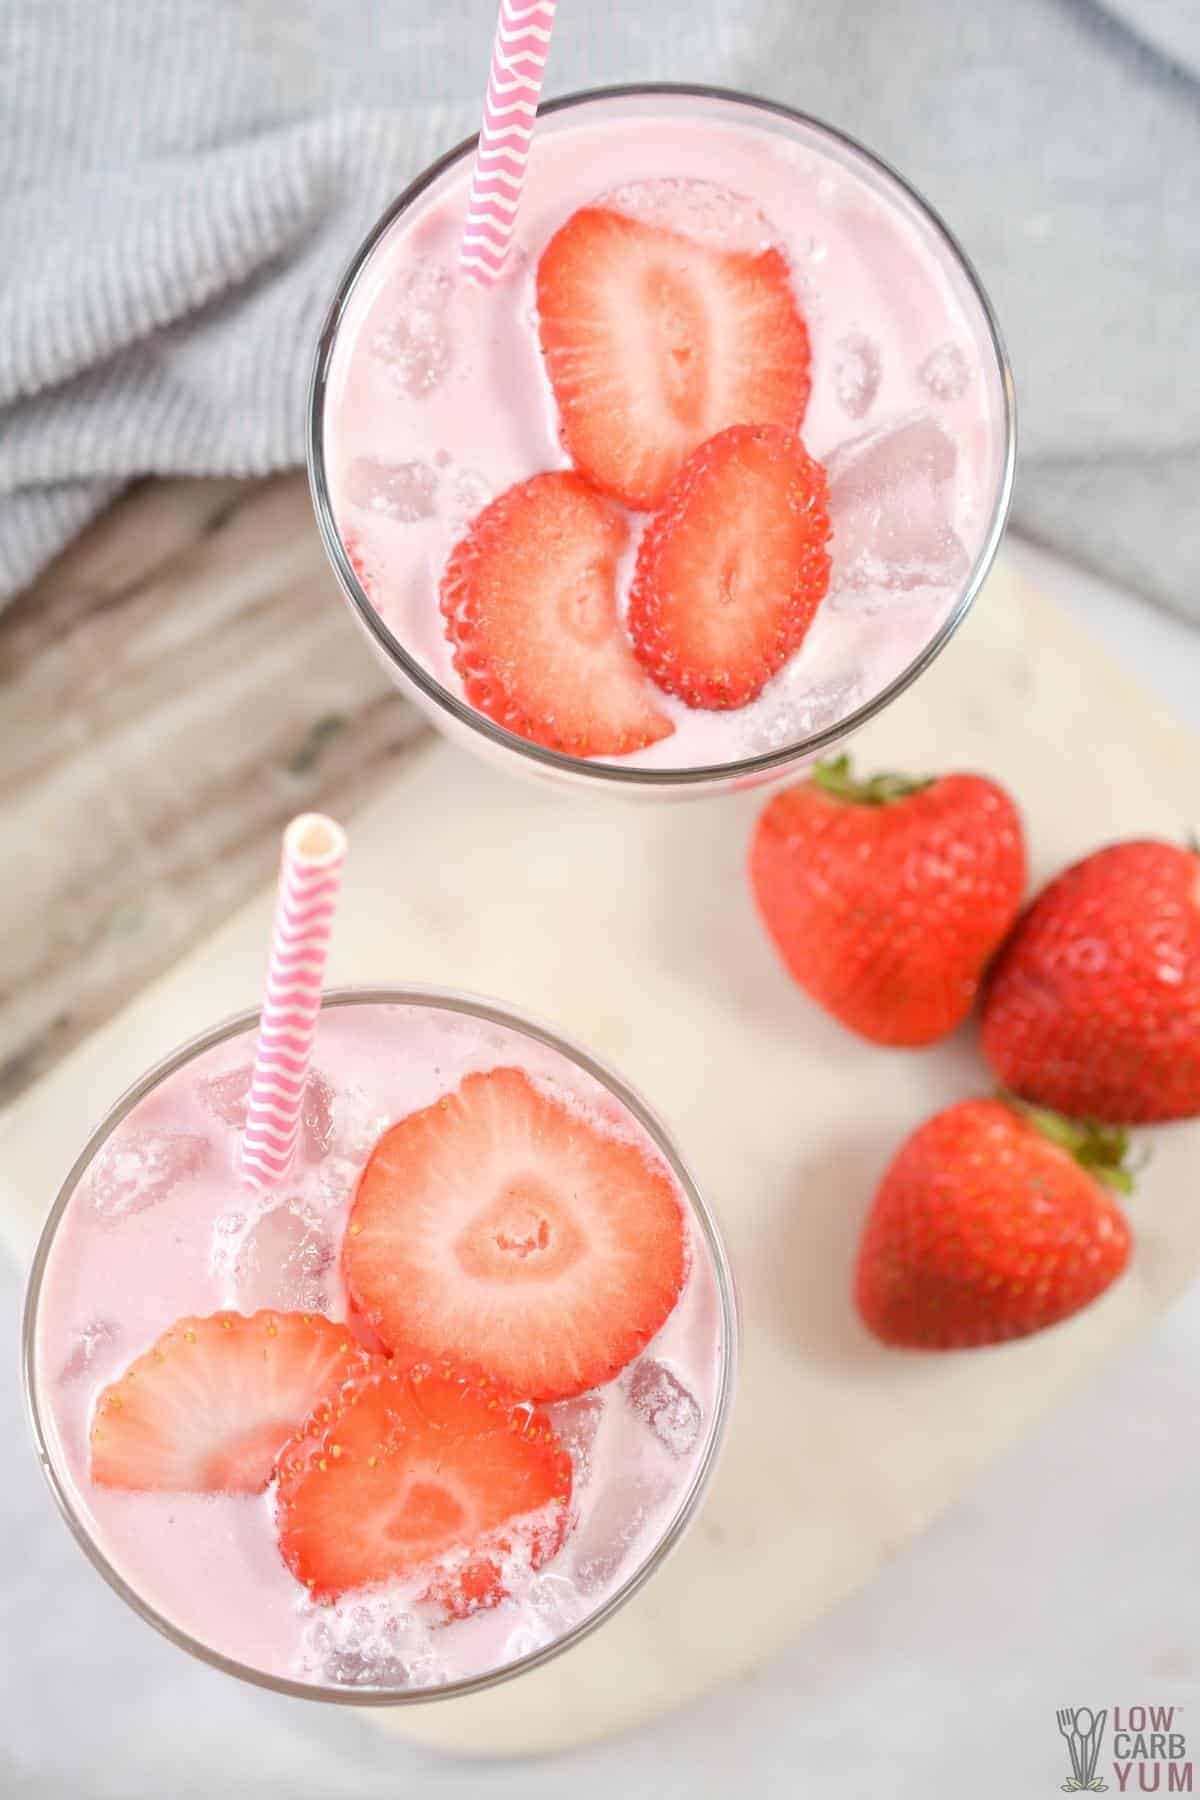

{"left": 34, "top": 1001, "right": 726, "bottom": 1691}
{"left": 322, "top": 99, "right": 1007, "bottom": 768}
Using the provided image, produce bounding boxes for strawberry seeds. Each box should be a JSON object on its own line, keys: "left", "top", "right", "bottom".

{"left": 437, "top": 200, "right": 828, "bottom": 757}
{"left": 78, "top": 1044, "right": 703, "bottom": 1641}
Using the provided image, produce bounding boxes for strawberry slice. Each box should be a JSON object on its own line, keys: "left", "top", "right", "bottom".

{"left": 275, "top": 1360, "right": 572, "bottom": 1612}
{"left": 343, "top": 1066, "right": 688, "bottom": 1401}
{"left": 628, "top": 424, "right": 832, "bottom": 709}
{"left": 536, "top": 205, "right": 811, "bottom": 510}
{"left": 342, "top": 529, "right": 381, "bottom": 604}
{"left": 90, "top": 1311, "right": 370, "bottom": 1493}
{"left": 439, "top": 471, "right": 674, "bottom": 759}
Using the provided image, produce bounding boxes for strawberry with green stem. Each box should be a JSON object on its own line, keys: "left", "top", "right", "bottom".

{"left": 855, "top": 1096, "right": 1134, "bottom": 1349}
{"left": 749, "top": 753, "right": 1026, "bottom": 1046}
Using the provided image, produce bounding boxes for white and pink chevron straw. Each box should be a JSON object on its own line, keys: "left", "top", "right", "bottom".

{"left": 460, "top": 0, "right": 559, "bottom": 284}
{"left": 240, "top": 813, "right": 347, "bottom": 1190}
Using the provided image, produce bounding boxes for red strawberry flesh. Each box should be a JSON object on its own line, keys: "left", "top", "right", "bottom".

{"left": 628, "top": 424, "right": 832, "bottom": 710}
{"left": 439, "top": 471, "right": 673, "bottom": 759}
{"left": 537, "top": 205, "right": 812, "bottom": 510}
{"left": 275, "top": 1360, "right": 572, "bottom": 1612}
{"left": 343, "top": 1066, "right": 688, "bottom": 1401}
{"left": 90, "top": 1310, "right": 370, "bottom": 1492}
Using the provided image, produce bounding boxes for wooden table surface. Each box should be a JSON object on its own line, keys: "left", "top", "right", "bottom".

{"left": 0, "top": 476, "right": 425, "bottom": 1108}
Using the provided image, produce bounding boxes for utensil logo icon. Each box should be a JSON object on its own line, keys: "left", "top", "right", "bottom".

{"left": 1056, "top": 1707, "right": 1109, "bottom": 1792}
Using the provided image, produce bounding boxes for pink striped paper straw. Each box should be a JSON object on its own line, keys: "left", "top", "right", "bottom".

{"left": 241, "top": 813, "right": 347, "bottom": 1190}
{"left": 460, "top": 0, "right": 558, "bottom": 284}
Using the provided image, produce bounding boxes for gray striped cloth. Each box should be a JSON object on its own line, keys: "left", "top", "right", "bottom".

{"left": 3, "top": 0, "right": 1198, "bottom": 622}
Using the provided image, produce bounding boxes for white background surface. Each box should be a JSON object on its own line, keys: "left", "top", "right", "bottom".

{"left": 3, "top": 538, "right": 1198, "bottom": 1798}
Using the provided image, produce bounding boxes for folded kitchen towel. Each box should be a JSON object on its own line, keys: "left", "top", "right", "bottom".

{"left": 2, "top": 0, "right": 1198, "bottom": 622}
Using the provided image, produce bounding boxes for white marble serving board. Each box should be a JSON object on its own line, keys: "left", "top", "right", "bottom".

{"left": 3, "top": 560, "right": 1199, "bottom": 1757}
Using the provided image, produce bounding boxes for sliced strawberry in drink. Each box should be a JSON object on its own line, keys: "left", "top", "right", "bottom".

{"left": 536, "top": 205, "right": 811, "bottom": 510}
{"left": 628, "top": 424, "right": 832, "bottom": 710}
{"left": 343, "top": 1066, "right": 688, "bottom": 1401}
{"left": 90, "top": 1311, "right": 370, "bottom": 1493}
{"left": 342, "top": 529, "right": 380, "bottom": 601}
{"left": 275, "top": 1360, "right": 573, "bottom": 1613}
{"left": 439, "top": 470, "right": 673, "bottom": 759}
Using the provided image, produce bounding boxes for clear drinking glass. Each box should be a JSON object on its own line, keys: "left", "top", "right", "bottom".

{"left": 23, "top": 987, "right": 738, "bottom": 1705}
{"left": 308, "top": 84, "right": 1016, "bottom": 797}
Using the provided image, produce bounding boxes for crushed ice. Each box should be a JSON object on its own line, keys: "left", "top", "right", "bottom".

{"left": 298, "top": 1590, "right": 444, "bottom": 1689}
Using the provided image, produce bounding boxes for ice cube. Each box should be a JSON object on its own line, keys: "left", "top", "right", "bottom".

{"left": 309, "top": 1083, "right": 388, "bottom": 1207}
{"left": 834, "top": 333, "right": 882, "bottom": 419}
{"left": 794, "top": 673, "right": 864, "bottom": 735}
{"left": 501, "top": 1577, "right": 583, "bottom": 1661}
{"left": 546, "top": 1394, "right": 604, "bottom": 1487}
{"left": 234, "top": 1206, "right": 333, "bottom": 1313}
{"left": 86, "top": 1131, "right": 210, "bottom": 1220}
{"left": 525, "top": 1571, "right": 582, "bottom": 1636}
{"left": 827, "top": 416, "right": 969, "bottom": 603}
{"left": 919, "top": 342, "right": 969, "bottom": 401}
{"left": 501, "top": 1620, "right": 554, "bottom": 1662}
{"left": 315, "top": 1154, "right": 364, "bottom": 1209}
{"left": 209, "top": 1210, "right": 247, "bottom": 1285}
{"left": 626, "top": 1359, "right": 702, "bottom": 1459}
{"left": 401, "top": 260, "right": 455, "bottom": 313}
{"left": 442, "top": 467, "right": 493, "bottom": 541}
{"left": 326, "top": 1081, "right": 386, "bottom": 1160}
{"left": 570, "top": 1477, "right": 669, "bottom": 1595}
{"left": 300, "top": 1593, "right": 442, "bottom": 1689}
{"left": 344, "top": 458, "right": 437, "bottom": 523}
{"left": 371, "top": 261, "right": 454, "bottom": 396}
{"left": 199, "top": 1066, "right": 252, "bottom": 1127}
{"left": 745, "top": 672, "right": 864, "bottom": 754}
{"left": 301, "top": 1070, "right": 336, "bottom": 1161}
{"left": 601, "top": 177, "right": 778, "bottom": 253}
{"left": 199, "top": 1065, "right": 336, "bottom": 1163}
{"left": 57, "top": 1319, "right": 120, "bottom": 1384}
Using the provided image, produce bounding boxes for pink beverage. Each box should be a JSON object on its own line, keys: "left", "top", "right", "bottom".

{"left": 310, "top": 87, "right": 1014, "bottom": 793}
{"left": 25, "top": 992, "right": 735, "bottom": 1698}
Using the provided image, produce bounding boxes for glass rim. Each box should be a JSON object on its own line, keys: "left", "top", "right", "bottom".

{"left": 21, "top": 984, "right": 740, "bottom": 1707}
{"left": 307, "top": 80, "right": 1018, "bottom": 789}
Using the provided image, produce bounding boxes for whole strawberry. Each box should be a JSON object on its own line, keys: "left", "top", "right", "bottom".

{"left": 749, "top": 755, "right": 1026, "bottom": 1046}
{"left": 855, "top": 1098, "right": 1133, "bottom": 1349}
{"left": 981, "top": 840, "right": 1200, "bottom": 1122}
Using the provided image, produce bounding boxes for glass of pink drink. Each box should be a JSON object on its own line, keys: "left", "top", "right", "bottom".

{"left": 309, "top": 85, "right": 1015, "bottom": 796}
{"left": 24, "top": 989, "right": 736, "bottom": 1701}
